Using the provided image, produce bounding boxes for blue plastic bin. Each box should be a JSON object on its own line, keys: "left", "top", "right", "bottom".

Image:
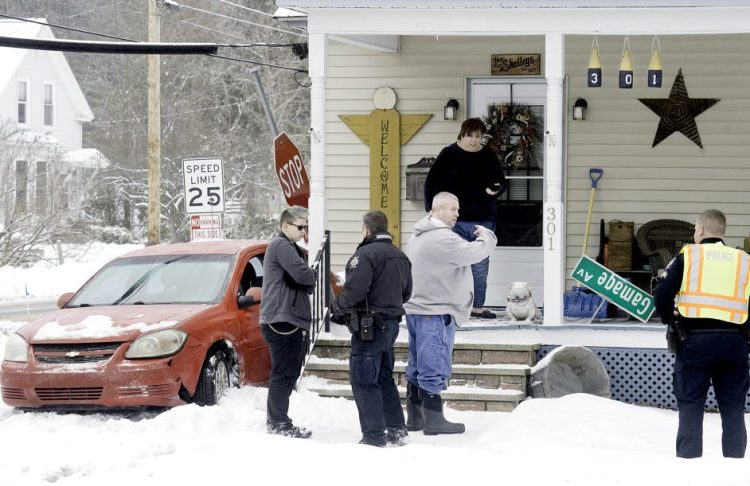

{"left": 563, "top": 287, "right": 609, "bottom": 318}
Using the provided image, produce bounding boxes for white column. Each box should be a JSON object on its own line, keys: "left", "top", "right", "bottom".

{"left": 543, "top": 32, "right": 566, "bottom": 325}
{"left": 307, "top": 33, "right": 328, "bottom": 255}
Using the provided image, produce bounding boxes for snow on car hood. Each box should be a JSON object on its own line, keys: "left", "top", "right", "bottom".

{"left": 20, "top": 305, "right": 209, "bottom": 343}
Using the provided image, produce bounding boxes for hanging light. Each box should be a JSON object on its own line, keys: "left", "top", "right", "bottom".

{"left": 587, "top": 37, "right": 602, "bottom": 88}
{"left": 648, "top": 37, "right": 663, "bottom": 87}
{"left": 619, "top": 36, "right": 633, "bottom": 89}
{"left": 443, "top": 98, "right": 459, "bottom": 120}
{"left": 572, "top": 98, "right": 588, "bottom": 121}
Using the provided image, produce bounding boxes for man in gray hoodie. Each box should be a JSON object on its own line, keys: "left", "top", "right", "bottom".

{"left": 403, "top": 192, "right": 497, "bottom": 435}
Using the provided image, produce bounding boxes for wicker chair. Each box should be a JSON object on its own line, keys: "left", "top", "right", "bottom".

{"left": 635, "top": 219, "right": 695, "bottom": 279}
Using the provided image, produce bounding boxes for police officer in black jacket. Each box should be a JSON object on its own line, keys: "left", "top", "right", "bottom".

{"left": 334, "top": 210, "right": 412, "bottom": 447}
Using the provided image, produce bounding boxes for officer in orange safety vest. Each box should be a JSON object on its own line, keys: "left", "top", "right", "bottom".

{"left": 654, "top": 209, "right": 750, "bottom": 459}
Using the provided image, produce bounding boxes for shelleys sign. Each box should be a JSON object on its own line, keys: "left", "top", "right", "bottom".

{"left": 183, "top": 157, "right": 224, "bottom": 214}
{"left": 491, "top": 54, "right": 541, "bottom": 76}
{"left": 274, "top": 132, "right": 310, "bottom": 207}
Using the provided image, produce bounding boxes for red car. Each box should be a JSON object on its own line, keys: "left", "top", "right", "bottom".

{"left": 1, "top": 240, "right": 271, "bottom": 410}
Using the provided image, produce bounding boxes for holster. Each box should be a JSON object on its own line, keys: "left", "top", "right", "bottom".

{"left": 666, "top": 321, "right": 686, "bottom": 354}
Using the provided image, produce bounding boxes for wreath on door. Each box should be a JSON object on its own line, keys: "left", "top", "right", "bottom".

{"left": 482, "top": 104, "right": 542, "bottom": 170}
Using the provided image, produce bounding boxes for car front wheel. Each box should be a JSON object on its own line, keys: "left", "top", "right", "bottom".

{"left": 194, "top": 350, "right": 231, "bottom": 406}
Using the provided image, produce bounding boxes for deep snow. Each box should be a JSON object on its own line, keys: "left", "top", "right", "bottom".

{"left": 1, "top": 244, "right": 750, "bottom": 486}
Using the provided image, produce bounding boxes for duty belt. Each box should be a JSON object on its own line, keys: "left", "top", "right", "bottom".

{"left": 685, "top": 328, "right": 742, "bottom": 333}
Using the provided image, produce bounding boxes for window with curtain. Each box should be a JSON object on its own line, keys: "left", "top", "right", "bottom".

{"left": 43, "top": 82, "right": 55, "bottom": 127}
{"left": 17, "top": 79, "right": 28, "bottom": 125}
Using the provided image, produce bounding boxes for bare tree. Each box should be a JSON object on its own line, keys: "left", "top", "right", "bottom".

{"left": 0, "top": 119, "right": 69, "bottom": 266}
{"left": 0, "top": 0, "right": 311, "bottom": 243}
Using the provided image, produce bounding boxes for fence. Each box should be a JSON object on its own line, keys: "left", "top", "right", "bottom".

{"left": 296, "top": 230, "right": 331, "bottom": 388}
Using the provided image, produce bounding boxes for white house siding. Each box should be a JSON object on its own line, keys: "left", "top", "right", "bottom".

{"left": 1, "top": 49, "right": 83, "bottom": 152}
{"left": 326, "top": 35, "right": 545, "bottom": 269}
{"left": 565, "top": 34, "right": 750, "bottom": 286}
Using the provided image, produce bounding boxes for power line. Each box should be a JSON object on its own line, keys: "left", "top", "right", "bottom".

{"left": 213, "top": 0, "right": 274, "bottom": 18}
{"left": 208, "top": 52, "right": 305, "bottom": 72}
{"left": 177, "top": 2, "right": 305, "bottom": 38}
{"left": 180, "top": 19, "right": 245, "bottom": 40}
{"left": 89, "top": 86, "right": 306, "bottom": 125}
{"left": 60, "top": 0, "right": 130, "bottom": 20}
{"left": 0, "top": 13, "right": 134, "bottom": 41}
{"left": 0, "top": 14, "right": 307, "bottom": 72}
{"left": 179, "top": 19, "right": 302, "bottom": 48}
{"left": 0, "top": 35, "right": 218, "bottom": 55}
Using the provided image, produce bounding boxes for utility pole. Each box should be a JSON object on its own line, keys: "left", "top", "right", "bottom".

{"left": 147, "top": 0, "right": 161, "bottom": 245}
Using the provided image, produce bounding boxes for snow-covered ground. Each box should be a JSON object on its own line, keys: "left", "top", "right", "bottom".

{"left": 1, "top": 244, "right": 750, "bottom": 485}
{"left": 0, "top": 242, "right": 142, "bottom": 301}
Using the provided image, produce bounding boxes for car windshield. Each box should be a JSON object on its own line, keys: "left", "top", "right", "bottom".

{"left": 67, "top": 254, "right": 234, "bottom": 306}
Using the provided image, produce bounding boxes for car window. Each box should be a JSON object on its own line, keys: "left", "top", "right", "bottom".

{"left": 239, "top": 255, "right": 264, "bottom": 294}
{"left": 67, "top": 254, "right": 234, "bottom": 306}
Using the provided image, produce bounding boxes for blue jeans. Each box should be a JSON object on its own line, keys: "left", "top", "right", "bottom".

{"left": 405, "top": 314, "right": 456, "bottom": 395}
{"left": 350, "top": 316, "right": 405, "bottom": 442}
{"left": 673, "top": 331, "right": 749, "bottom": 458}
{"left": 453, "top": 220, "right": 494, "bottom": 308}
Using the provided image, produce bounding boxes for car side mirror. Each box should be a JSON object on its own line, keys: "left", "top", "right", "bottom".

{"left": 238, "top": 286, "right": 262, "bottom": 309}
{"left": 57, "top": 292, "right": 75, "bottom": 308}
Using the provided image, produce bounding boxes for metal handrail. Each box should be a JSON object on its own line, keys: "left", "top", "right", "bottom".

{"left": 295, "top": 230, "right": 331, "bottom": 389}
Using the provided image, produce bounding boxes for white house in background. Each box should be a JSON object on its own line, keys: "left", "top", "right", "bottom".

{"left": 0, "top": 18, "right": 108, "bottom": 225}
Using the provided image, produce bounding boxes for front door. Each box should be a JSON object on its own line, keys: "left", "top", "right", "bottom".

{"left": 467, "top": 78, "right": 546, "bottom": 306}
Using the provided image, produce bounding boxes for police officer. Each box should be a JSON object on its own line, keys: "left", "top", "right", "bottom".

{"left": 654, "top": 209, "right": 750, "bottom": 458}
{"left": 333, "top": 210, "right": 412, "bottom": 447}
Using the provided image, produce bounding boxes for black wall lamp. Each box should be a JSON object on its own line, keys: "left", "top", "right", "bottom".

{"left": 444, "top": 98, "right": 459, "bottom": 120}
{"left": 572, "top": 97, "right": 588, "bottom": 120}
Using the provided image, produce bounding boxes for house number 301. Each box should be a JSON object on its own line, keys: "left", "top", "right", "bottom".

{"left": 546, "top": 206, "right": 557, "bottom": 250}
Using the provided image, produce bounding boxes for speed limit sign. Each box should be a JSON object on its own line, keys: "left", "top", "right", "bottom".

{"left": 183, "top": 157, "right": 225, "bottom": 214}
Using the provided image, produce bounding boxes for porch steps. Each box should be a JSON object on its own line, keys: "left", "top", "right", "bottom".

{"left": 302, "top": 336, "right": 540, "bottom": 412}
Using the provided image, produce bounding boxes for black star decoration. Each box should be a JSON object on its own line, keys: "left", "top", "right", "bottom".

{"left": 638, "top": 69, "right": 719, "bottom": 148}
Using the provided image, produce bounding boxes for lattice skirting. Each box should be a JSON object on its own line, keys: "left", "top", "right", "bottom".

{"left": 537, "top": 346, "right": 750, "bottom": 411}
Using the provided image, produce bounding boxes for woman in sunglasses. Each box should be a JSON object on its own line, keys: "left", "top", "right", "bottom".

{"left": 260, "top": 205, "right": 316, "bottom": 438}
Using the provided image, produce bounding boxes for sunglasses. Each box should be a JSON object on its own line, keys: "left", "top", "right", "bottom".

{"left": 289, "top": 223, "right": 308, "bottom": 231}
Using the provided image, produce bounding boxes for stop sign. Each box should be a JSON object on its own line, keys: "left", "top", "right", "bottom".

{"left": 274, "top": 132, "right": 310, "bottom": 208}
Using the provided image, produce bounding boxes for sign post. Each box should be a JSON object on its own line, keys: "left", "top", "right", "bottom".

{"left": 570, "top": 256, "right": 655, "bottom": 322}
{"left": 274, "top": 132, "right": 310, "bottom": 208}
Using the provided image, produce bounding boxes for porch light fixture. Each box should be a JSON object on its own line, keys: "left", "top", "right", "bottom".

{"left": 444, "top": 98, "right": 459, "bottom": 120}
{"left": 572, "top": 98, "right": 588, "bottom": 120}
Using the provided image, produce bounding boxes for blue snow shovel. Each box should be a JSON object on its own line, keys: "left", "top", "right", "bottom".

{"left": 581, "top": 168, "right": 603, "bottom": 258}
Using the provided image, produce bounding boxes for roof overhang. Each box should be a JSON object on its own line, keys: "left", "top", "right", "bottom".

{"left": 281, "top": 5, "right": 750, "bottom": 36}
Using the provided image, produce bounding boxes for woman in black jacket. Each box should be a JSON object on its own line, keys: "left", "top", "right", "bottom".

{"left": 260, "top": 205, "right": 316, "bottom": 438}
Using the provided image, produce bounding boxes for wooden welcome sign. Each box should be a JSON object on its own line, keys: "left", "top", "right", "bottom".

{"left": 339, "top": 88, "right": 431, "bottom": 246}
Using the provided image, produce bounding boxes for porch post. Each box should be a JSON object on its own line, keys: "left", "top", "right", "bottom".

{"left": 543, "top": 32, "right": 566, "bottom": 325}
{"left": 307, "top": 33, "right": 328, "bottom": 254}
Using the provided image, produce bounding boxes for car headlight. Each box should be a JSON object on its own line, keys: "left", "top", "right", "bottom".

{"left": 125, "top": 330, "right": 188, "bottom": 359}
{"left": 4, "top": 333, "right": 29, "bottom": 363}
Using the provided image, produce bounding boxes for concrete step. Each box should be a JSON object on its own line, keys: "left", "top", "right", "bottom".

{"left": 301, "top": 377, "right": 526, "bottom": 412}
{"left": 304, "top": 358, "right": 530, "bottom": 392}
{"left": 312, "top": 336, "right": 540, "bottom": 366}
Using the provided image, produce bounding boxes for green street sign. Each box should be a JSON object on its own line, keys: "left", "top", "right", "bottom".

{"left": 570, "top": 256, "right": 655, "bottom": 322}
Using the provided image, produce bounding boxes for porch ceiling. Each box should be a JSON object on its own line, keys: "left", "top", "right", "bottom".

{"left": 282, "top": 4, "right": 750, "bottom": 36}
{"left": 280, "top": 1, "right": 750, "bottom": 7}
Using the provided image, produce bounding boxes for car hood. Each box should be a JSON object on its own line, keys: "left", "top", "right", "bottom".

{"left": 19, "top": 305, "right": 212, "bottom": 343}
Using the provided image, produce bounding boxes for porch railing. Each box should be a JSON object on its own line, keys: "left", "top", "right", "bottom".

{"left": 295, "top": 230, "right": 331, "bottom": 389}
